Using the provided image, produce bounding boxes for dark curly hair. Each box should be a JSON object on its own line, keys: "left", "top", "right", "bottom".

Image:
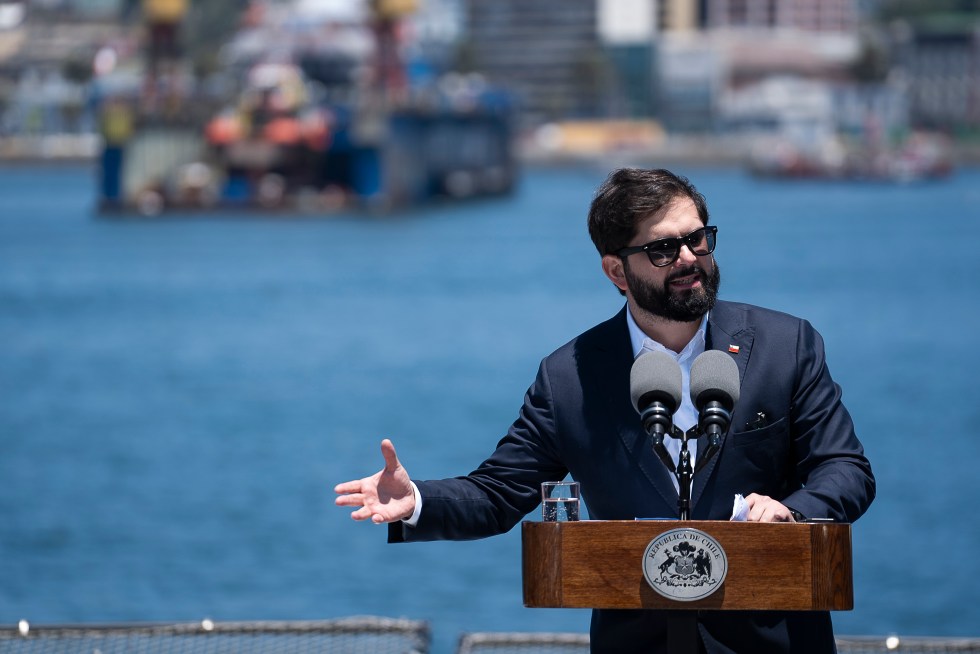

{"left": 587, "top": 168, "right": 710, "bottom": 256}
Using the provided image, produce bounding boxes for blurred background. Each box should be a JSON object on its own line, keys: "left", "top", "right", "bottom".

{"left": 1, "top": 1, "right": 979, "bottom": 653}
{"left": 0, "top": 0, "right": 977, "bottom": 207}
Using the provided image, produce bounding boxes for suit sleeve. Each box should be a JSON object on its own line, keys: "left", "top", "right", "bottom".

{"left": 389, "top": 358, "right": 569, "bottom": 543}
{"left": 781, "top": 320, "right": 876, "bottom": 523}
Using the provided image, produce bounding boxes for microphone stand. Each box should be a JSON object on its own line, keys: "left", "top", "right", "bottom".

{"left": 673, "top": 426, "right": 695, "bottom": 521}
{"left": 670, "top": 425, "right": 722, "bottom": 521}
{"left": 666, "top": 424, "right": 717, "bottom": 654}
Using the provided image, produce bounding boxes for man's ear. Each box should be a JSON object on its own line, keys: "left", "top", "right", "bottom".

{"left": 601, "top": 254, "right": 629, "bottom": 294}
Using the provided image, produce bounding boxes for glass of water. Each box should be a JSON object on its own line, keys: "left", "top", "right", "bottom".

{"left": 541, "top": 481, "right": 580, "bottom": 522}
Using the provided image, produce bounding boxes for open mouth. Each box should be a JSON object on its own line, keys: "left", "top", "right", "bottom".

{"left": 667, "top": 270, "right": 703, "bottom": 290}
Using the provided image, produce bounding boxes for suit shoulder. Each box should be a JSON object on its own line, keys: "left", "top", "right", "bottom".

{"left": 544, "top": 308, "right": 628, "bottom": 366}
{"left": 714, "top": 300, "right": 815, "bottom": 334}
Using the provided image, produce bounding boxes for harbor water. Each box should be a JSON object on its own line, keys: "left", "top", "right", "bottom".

{"left": 1, "top": 163, "right": 978, "bottom": 653}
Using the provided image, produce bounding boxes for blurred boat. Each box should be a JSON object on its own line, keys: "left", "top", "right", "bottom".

{"left": 97, "top": 0, "right": 516, "bottom": 216}
{"left": 747, "top": 130, "right": 953, "bottom": 182}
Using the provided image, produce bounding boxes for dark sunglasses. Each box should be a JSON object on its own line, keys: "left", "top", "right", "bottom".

{"left": 615, "top": 226, "right": 718, "bottom": 268}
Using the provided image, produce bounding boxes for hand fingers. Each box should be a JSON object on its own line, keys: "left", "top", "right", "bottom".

{"left": 335, "top": 493, "right": 366, "bottom": 507}
{"left": 744, "top": 493, "right": 792, "bottom": 522}
{"left": 767, "top": 505, "right": 793, "bottom": 522}
{"left": 745, "top": 493, "right": 772, "bottom": 522}
{"left": 352, "top": 506, "right": 390, "bottom": 524}
{"left": 336, "top": 494, "right": 388, "bottom": 523}
{"left": 333, "top": 440, "right": 405, "bottom": 525}
{"left": 752, "top": 497, "right": 772, "bottom": 522}
{"left": 334, "top": 480, "right": 362, "bottom": 495}
{"left": 380, "top": 438, "right": 400, "bottom": 472}
{"left": 760, "top": 508, "right": 790, "bottom": 522}
{"left": 349, "top": 506, "right": 377, "bottom": 521}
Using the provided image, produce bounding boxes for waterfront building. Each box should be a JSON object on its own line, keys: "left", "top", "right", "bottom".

{"left": 660, "top": 0, "right": 863, "bottom": 132}
{"left": 887, "top": 18, "right": 980, "bottom": 131}
{"left": 463, "top": 0, "right": 604, "bottom": 130}
{"left": 705, "top": 0, "right": 858, "bottom": 33}
{"left": 457, "top": 0, "right": 868, "bottom": 137}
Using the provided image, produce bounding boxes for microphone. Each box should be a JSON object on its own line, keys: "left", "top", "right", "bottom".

{"left": 689, "top": 350, "right": 740, "bottom": 472}
{"left": 630, "top": 351, "right": 683, "bottom": 472}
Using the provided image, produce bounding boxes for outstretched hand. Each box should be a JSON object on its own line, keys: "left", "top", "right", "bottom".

{"left": 334, "top": 439, "right": 416, "bottom": 524}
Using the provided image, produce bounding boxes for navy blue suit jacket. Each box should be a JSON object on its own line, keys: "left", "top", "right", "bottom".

{"left": 390, "top": 301, "right": 875, "bottom": 653}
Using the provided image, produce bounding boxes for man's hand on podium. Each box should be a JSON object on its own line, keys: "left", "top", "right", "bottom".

{"left": 335, "top": 439, "right": 416, "bottom": 524}
{"left": 743, "top": 493, "right": 796, "bottom": 522}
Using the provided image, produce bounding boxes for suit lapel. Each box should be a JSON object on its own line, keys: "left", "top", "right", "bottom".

{"left": 597, "top": 307, "right": 680, "bottom": 512}
{"left": 692, "top": 301, "right": 754, "bottom": 508}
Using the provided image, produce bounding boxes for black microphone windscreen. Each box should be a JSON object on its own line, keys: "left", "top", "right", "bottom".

{"left": 690, "top": 350, "right": 741, "bottom": 407}
{"left": 630, "top": 351, "right": 683, "bottom": 413}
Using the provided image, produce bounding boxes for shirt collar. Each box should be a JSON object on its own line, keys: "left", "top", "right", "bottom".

{"left": 626, "top": 305, "right": 708, "bottom": 361}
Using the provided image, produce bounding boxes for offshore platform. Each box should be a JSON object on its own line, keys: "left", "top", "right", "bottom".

{"left": 98, "top": 0, "right": 516, "bottom": 215}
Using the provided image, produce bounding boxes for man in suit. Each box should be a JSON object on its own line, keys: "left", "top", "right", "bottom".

{"left": 335, "top": 168, "right": 875, "bottom": 653}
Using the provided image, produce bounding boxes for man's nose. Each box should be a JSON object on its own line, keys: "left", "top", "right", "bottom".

{"left": 676, "top": 244, "right": 698, "bottom": 265}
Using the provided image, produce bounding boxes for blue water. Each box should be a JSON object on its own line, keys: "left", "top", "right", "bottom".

{"left": 1, "top": 163, "right": 978, "bottom": 653}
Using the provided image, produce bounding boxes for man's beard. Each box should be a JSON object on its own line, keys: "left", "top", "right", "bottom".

{"left": 625, "top": 258, "right": 721, "bottom": 323}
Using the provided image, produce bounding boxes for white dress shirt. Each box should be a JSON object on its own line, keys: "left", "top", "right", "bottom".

{"left": 626, "top": 307, "right": 708, "bottom": 492}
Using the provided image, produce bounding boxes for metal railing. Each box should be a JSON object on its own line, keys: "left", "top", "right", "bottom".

{"left": 455, "top": 632, "right": 980, "bottom": 654}
{"left": 0, "top": 617, "right": 431, "bottom": 654}
{"left": 456, "top": 632, "right": 590, "bottom": 654}
{"left": 835, "top": 636, "right": 980, "bottom": 653}
{"left": 3, "top": 621, "right": 978, "bottom": 654}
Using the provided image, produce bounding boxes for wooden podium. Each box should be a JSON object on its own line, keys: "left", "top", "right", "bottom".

{"left": 522, "top": 520, "right": 853, "bottom": 612}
